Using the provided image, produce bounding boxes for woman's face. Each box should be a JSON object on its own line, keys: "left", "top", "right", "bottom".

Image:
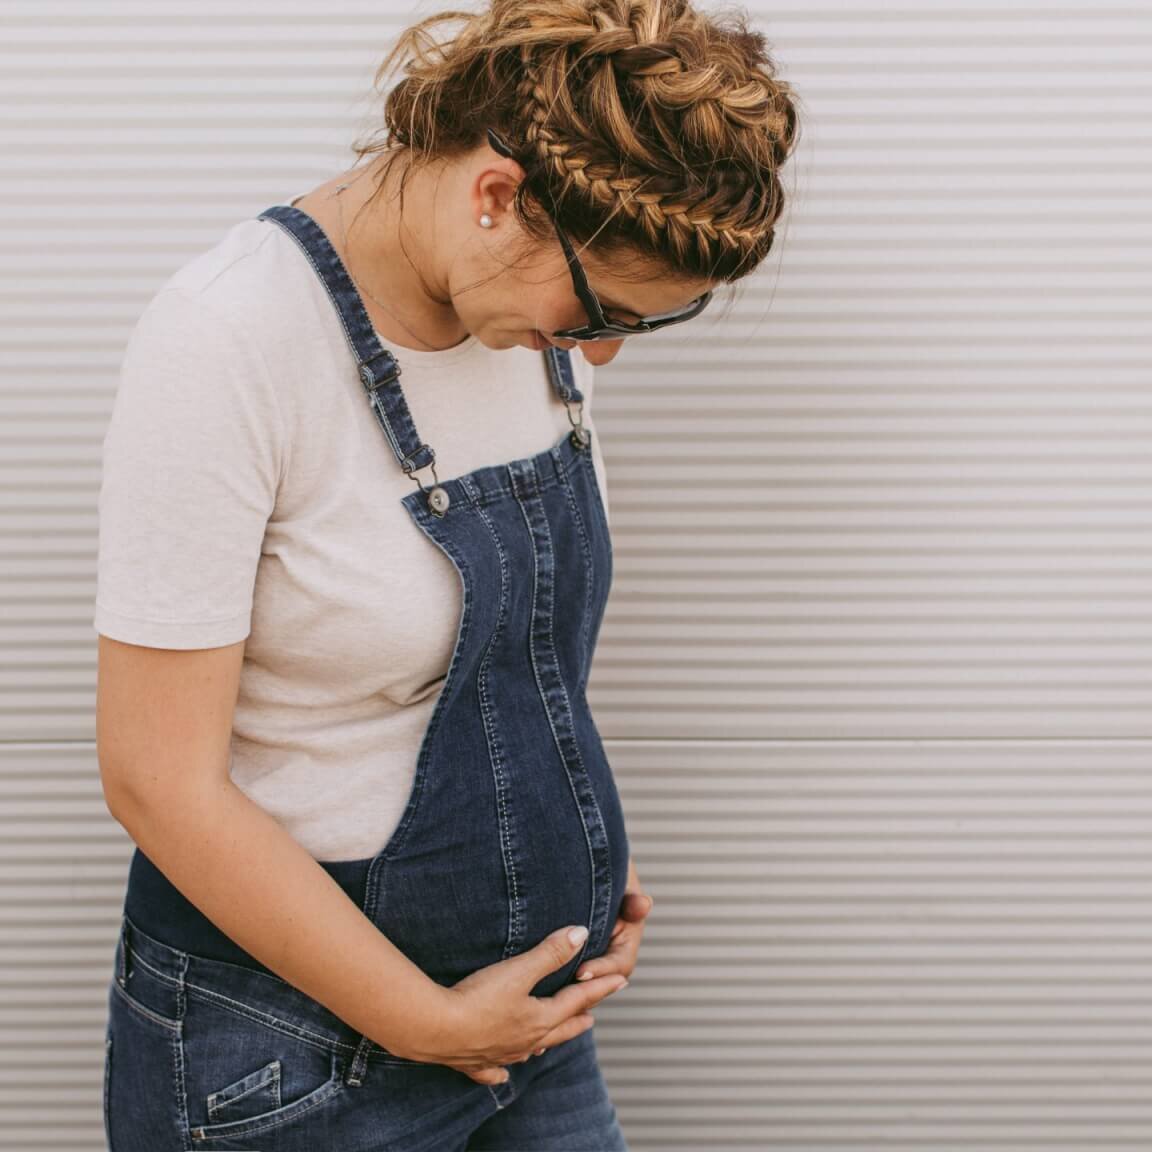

{"left": 460, "top": 239, "right": 718, "bottom": 367}
{"left": 453, "top": 158, "right": 719, "bottom": 367}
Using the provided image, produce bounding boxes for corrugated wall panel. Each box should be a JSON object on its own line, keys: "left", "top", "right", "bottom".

{"left": 1, "top": 1, "right": 1149, "bottom": 1149}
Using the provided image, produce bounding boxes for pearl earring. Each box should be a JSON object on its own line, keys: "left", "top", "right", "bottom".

{"left": 479, "top": 213, "right": 493, "bottom": 228}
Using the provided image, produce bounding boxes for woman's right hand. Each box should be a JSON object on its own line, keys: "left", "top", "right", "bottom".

{"left": 395, "top": 925, "right": 628, "bottom": 1084}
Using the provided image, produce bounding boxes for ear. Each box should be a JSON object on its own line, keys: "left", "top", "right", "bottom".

{"left": 473, "top": 162, "right": 527, "bottom": 228}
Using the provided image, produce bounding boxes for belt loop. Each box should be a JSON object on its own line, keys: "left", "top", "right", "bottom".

{"left": 116, "top": 918, "right": 130, "bottom": 988}
{"left": 344, "top": 1034, "right": 372, "bottom": 1088}
{"left": 175, "top": 950, "right": 189, "bottom": 1021}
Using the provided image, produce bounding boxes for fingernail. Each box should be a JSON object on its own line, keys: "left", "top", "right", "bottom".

{"left": 567, "top": 925, "right": 589, "bottom": 946}
{"left": 577, "top": 970, "right": 594, "bottom": 981}
{"left": 615, "top": 978, "right": 629, "bottom": 991}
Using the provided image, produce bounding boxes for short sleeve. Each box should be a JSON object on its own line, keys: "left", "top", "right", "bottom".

{"left": 94, "top": 288, "right": 286, "bottom": 649}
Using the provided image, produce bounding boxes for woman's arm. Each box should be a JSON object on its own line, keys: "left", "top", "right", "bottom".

{"left": 97, "top": 634, "right": 453, "bottom": 1061}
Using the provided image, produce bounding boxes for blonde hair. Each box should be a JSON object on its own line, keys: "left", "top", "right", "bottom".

{"left": 350, "top": 0, "right": 801, "bottom": 287}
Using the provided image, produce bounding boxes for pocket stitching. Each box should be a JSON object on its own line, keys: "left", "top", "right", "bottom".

{"left": 127, "top": 946, "right": 182, "bottom": 988}
{"left": 207, "top": 1059, "right": 282, "bottom": 1120}
{"left": 111, "top": 977, "right": 181, "bottom": 1033}
{"left": 182, "top": 975, "right": 420, "bottom": 1066}
{"left": 185, "top": 981, "right": 350, "bottom": 1058}
{"left": 189, "top": 1051, "right": 344, "bottom": 1142}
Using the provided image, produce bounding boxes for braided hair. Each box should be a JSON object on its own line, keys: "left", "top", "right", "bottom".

{"left": 351, "top": 0, "right": 800, "bottom": 285}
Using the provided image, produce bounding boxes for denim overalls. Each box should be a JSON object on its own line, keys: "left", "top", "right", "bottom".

{"left": 102, "top": 202, "right": 632, "bottom": 1150}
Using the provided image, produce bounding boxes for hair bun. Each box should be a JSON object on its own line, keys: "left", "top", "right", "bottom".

{"left": 611, "top": 41, "right": 683, "bottom": 75}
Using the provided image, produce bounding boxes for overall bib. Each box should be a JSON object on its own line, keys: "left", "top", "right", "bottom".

{"left": 103, "top": 203, "right": 632, "bottom": 1151}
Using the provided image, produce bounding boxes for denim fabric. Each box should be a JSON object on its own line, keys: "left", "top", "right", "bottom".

{"left": 104, "top": 916, "right": 628, "bottom": 1151}
{"left": 103, "top": 201, "right": 631, "bottom": 1150}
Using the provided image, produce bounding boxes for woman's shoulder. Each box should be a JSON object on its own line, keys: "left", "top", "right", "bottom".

{"left": 151, "top": 215, "right": 305, "bottom": 337}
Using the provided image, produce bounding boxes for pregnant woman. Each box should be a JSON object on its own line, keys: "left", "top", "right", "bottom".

{"left": 95, "top": 0, "right": 798, "bottom": 1147}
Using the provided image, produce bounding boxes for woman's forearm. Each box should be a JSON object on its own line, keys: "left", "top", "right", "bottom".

{"left": 108, "top": 777, "right": 452, "bottom": 1061}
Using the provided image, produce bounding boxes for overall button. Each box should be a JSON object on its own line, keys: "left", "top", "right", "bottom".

{"left": 428, "top": 487, "right": 451, "bottom": 515}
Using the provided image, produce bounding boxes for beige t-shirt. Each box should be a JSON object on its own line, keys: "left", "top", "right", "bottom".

{"left": 94, "top": 206, "right": 608, "bottom": 861}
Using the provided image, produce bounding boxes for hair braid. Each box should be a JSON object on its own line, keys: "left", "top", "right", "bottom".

{"left": 354, "top": 0, "right": 801, "bottom": 283}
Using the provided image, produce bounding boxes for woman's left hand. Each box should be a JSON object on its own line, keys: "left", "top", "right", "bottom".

{"left": 574, "top": 857, "right": 653, "bottom": 983}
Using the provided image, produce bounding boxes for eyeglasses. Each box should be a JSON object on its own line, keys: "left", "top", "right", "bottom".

{"left": 486, "top": 128, "right": 713, "bottom": 343}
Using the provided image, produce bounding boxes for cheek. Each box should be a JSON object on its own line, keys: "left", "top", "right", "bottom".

{"left": 524, "top": 290, "right": 582, "bottom": 332}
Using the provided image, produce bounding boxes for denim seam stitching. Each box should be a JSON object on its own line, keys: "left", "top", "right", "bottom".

{"left": 183, "top": 981, "right": 353, "bottom": 1056}
{"left": 370, "top": 516, "right": 474, "bottom": 873}
{"left": 260, "top": 213, "right": 410, "bottom": 478}
{"left": 103, "top": 1035, "right": 113, "bottom": 1148}
{"left": 440, "top": 433, "right": 583, "bottom": 508}
{"left": 110, "top": 978, "right": 181, "bottom": 1033}
{"left": 558, "top": 453, "right": 596, "bottom": 698}
{"left": 538, "top": 457, "right": 614, "bottom": 953}
{"left": 465, "top": 476, "right": 523, "bottom": 959}
{"left": 582, "top": 438, "right": 614, "bottom": 559}
{"left": 190, "top": 1058, "right": 343, "bottom": 1142}
{"left": 172, "top": 953, "right": 192, "bottom": 1152}
{"left": 128, "top": 948, "right": 184, "bottom": 988}
{"left": 207, "top": 1061, "right": 281, "bottom": 1119}
{"left": 513, "top": 466, "right": 596, "bottom": 969}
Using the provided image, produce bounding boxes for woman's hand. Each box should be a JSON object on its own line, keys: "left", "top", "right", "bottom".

{"left": 574, "top": 857, "right": 653, "bottom": 983}
{"left": 392, "top": 923, "right": 629, "bottom": 1085}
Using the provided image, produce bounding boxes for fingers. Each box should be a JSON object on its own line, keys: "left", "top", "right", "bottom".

{"left": 455, "top": 1063, "right": 512, "bottom": 1085}
{"left": 536, "top": 1011, "right": 595, "bottom": 1052}
{"left": 528, "top": 923, "right": 591, "bottom": 982}
{"left": 575, "top": 916, "right": 641, "bottom": 979}
{"left": 542, "top": 972, "right": 627, "bottom": 1029}
{"left": 443, "top": 956, "right": 626, "bottom": 1086}
{"left": 450, "top": 1015, "right": 595, "bottom": 1083}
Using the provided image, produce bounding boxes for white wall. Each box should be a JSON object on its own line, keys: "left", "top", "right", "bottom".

{"left": 2, "top": 1, "right": 1150, "bottom": 1148}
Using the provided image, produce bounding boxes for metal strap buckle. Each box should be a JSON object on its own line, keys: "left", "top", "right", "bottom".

{"left": 359, "top": 350, "right": 402, "bottom": 391}
{"left": 566, "top": 399, "right": 590, "bottom": 449}
{"left": 401, "top": 449, "right": 439, "bottom": 488}
{"left": 402, "top": 451, "right": 450, "bottom": 516}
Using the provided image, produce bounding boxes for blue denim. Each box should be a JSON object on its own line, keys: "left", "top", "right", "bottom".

{"left": 104, "top": 916, "right": 628, "bottom": 1150}
{"left": 103, "top": 201, "right": 631, "bottom": 1149}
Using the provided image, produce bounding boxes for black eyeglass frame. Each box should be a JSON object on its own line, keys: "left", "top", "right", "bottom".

{"left": 485, "top": 128, "right": 713, "bottom": 343}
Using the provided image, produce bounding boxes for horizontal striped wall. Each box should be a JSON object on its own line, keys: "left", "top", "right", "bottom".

{"left": 0, "top": 1, "right": 1149, "bottom": 1148}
